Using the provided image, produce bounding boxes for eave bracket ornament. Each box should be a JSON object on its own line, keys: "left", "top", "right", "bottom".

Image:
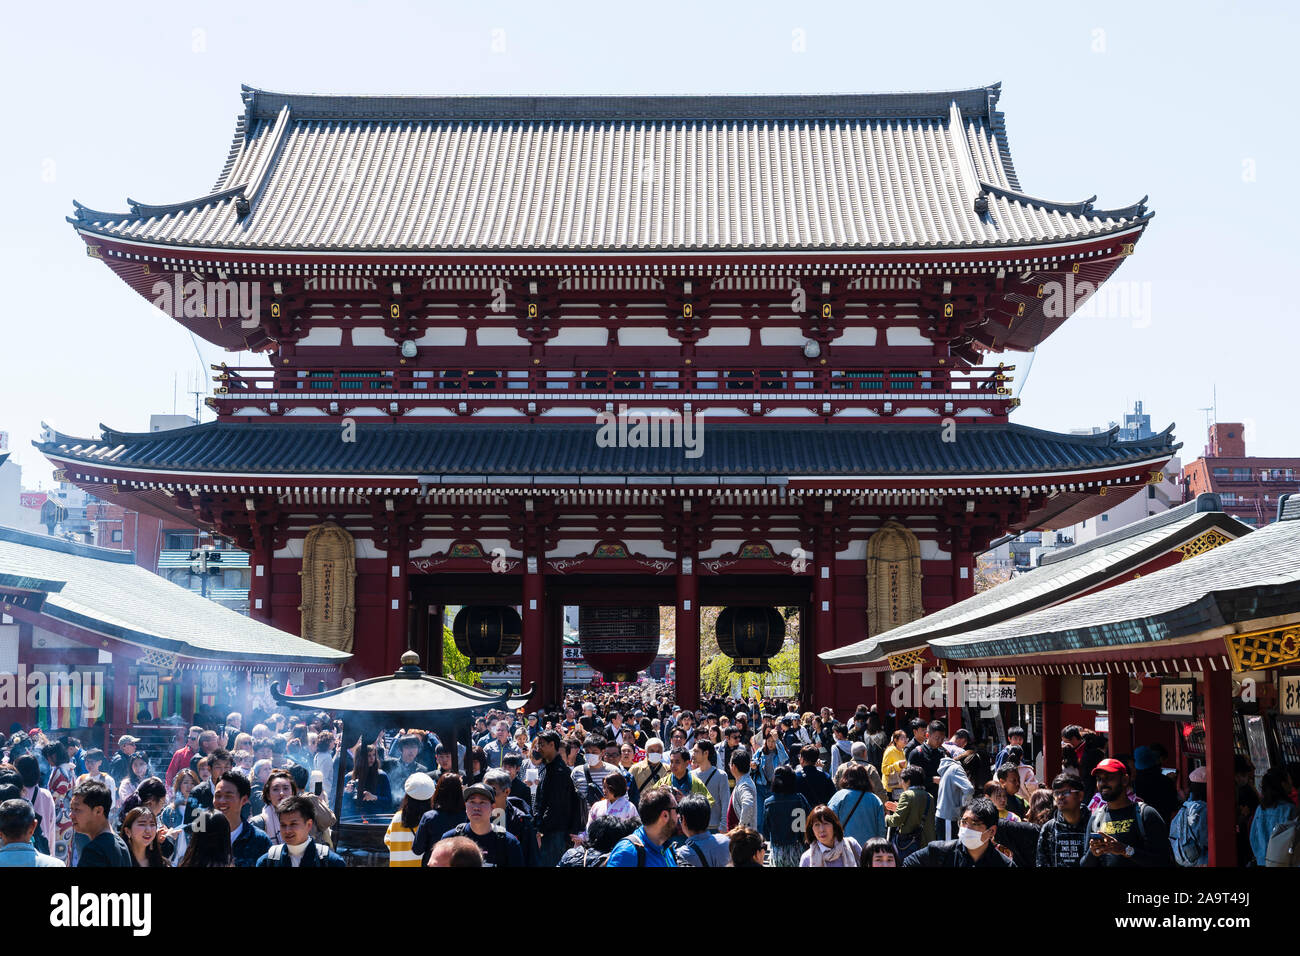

{"left": 1224, "top": 626, "right": 1300, "bottom": 672}
{"left": 887, "top": 648, "right": 927, "bottom": 671}
{"left": 1175, "top": 529, "right": 1233, "bottom": 561}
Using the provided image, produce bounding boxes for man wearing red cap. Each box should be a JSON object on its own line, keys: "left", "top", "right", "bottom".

{"left": 1081, "top": 758, "right": 1172, "bottom": 866}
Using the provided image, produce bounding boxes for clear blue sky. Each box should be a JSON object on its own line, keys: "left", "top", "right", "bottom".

{"left": 2, "top": 0, "right": 1296, "bottom": 486}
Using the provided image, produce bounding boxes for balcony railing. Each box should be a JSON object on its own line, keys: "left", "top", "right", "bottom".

{"left": 209, "top": 364, "right": 1016, "bottom": 420}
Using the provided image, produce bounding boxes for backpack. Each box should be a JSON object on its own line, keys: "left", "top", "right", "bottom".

{"left": 603, "top": 833, "right": 648, "bottom": 867}
{"left": 265, "top": 842, "right": 331, "bottom": 864}
{"left": 1265, "top": 819, "right": 1300, "bottom": 868}
{"left": 451, "top": 823, "right": 511, "bottom": 866}
{"left": 1169, "top": 800, "right": 1206, "bottom": 867}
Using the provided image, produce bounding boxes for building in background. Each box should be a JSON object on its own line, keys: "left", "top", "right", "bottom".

{"left": 1182, "top": 422, "right": 1300, "bottom": 527}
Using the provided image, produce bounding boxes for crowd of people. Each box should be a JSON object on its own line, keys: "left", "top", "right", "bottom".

{"left": 2, "top": 691, "right": 1298, "bottom": 868}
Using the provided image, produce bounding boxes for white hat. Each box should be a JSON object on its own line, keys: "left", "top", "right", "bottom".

{"left": 404, "top": 772, "right": 436, "bottom": 801}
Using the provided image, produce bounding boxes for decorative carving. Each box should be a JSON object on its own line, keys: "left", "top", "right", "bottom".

{"left": 1223, "top": 626, "right": 1300, "bottom": 672}
{"left": 299, "top": 522, "right": 356, "bottom": 653}
{"left": 138, "top": 648, "right": 179, "bottom": 670}
{"left": 1176, "top": 529, "right": 1233, "bottom": 561}
{"left": 867, "top": 520, "right": 924, "bottom": 637}
{"left": 887, "top": 648, "right": 927, "bottom": 670}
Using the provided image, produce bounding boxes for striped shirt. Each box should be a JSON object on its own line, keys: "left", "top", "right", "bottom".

{"left": 384, "top": 812, "right": 421, "bottom": 867}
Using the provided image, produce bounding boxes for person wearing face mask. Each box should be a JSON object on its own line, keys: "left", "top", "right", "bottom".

{"left": 901, "top": 796, "right": 1014, "bottom": 867}
{"left": 573, "top": 735, "right": 619, "bottom": 811}
{"left": 631, "top": 738, "right": 670, "bottom": 793}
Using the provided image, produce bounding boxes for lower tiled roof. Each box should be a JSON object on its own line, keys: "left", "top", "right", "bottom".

{"left": 38, "top": 420, "right": 1178, "bottom": 479}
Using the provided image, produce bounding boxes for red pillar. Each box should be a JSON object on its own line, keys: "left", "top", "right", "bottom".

{"left": 1042, "top": 675, "right": 1062, "bottom": 783}
{"left": 385, "top": 543, "right": 410, "bottom": 669}
{"left": 1203, "top": 667, "right": 1237, "bottom": 867}
{"left": 1107, "top": 674, "right": 1131, "bottom": 757}
{"left": 951, "top": 549, "right": 975, "bottom": 601}
{"left": 111, "top": 657, "right": 131, "bottom": 736}
{"left": 945, "top": 667, "right": 962, "bottom": 736}
{"left": 809, "top": 545, "right": 834, "bottom": 712}
{"left": 541, "top": 596, "right": 563, "bottom": 706}
{"left": 428, "top": 605, "right": 444, "bottom": 677}
{"left": 249, "top": 535, "right": 273, "bottom": 624}
{"left": 521, "top": 560, "right": 545, "bottom": 705}
{"left": 675, "top": 560, "right": 700, "bottom": 710}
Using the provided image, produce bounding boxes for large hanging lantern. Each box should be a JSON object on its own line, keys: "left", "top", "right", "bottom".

{"left": 578, "top": 606, "right": 660, "bottom": 682}
{"left": 716, "top": 606, "right": 786, "bottom": 673}
{"left": 452, "top": 606, "right": 522, "bottom": 667}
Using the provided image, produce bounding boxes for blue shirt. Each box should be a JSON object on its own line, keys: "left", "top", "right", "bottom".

{"left": 828, "top": 788, "right": 886, "bottom": 847}
{"left": 0, "top": 842, "right": 66, "bottom": 867}
{"left": 605, "top": 826, "right": 676, "bottom": 867}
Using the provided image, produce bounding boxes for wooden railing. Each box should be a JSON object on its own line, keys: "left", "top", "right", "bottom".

{"left": 209, "top": 363, "right": 1016, "bottom": 420}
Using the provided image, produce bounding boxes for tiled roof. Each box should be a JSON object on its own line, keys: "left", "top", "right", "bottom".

{"left": 68, "top": 84, "right": 1149, "bottom": 253}
{"left": 928, "top": 503, "right": 1300, "bottom": 661}
{"left": 37, "top": 420, "right": 1178, "bottom": 480}
{"left": 819, "top": 495, "right": 1250, "bottom": 669}
{"left": 0, "top": 525, "right": 349, "bottom": 666}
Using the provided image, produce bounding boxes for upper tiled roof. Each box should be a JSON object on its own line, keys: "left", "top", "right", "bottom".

{"left": 928, "top": 503, "right": 1300, "bottom": 661}
{"left": 819, "top": 495, "right": 1250, "bottom": 669}
{"left": 36, "top": 420, "right": 1178, "bottom": 480}
{"left": 0, "top": 525, "right": 349, "bottom": 666}
{"left": 68, "top": 84, "right": 1149, "bottom": 253}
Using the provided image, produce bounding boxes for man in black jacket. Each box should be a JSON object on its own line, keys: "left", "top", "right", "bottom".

{"left": 533, "top": 730, "right": 576, "bottom": 867}
{"left": 213, "top": 771, "right": 272, "bottom": 867}
{"left": 70, "top": 781, "right": 131, "bottom": 867}
{"left": 908, "top": 721, "right": 948, "bottom": 800}
{"left": 902, "top": 797, "right": 1015, "bottom": 868}
{"left": 108, "top": 735, "right": 140, "bottom": 784}
{"left": 1037, "top": 772, "right": 1089, "bottom": 867}
{"left": 795, "top": 745, "right": 835, "bottom": 809}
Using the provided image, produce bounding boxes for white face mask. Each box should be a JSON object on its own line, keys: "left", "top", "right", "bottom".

{"left": 957, "top": 826, "right": 987, "bottom": 850}
{"left": 584, "top": 753, "right": 600, "bottom": 766}
{"left": 647, "top": 752, "right": 664, "bottom": 765}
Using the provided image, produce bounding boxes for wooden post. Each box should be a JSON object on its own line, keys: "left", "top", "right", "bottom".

{"left": 946, "top": 666, "right": 963, "bottom": 737}
{"left": 1042, "top": 675, "right": 1062, "bottom": 784}
{"left": 521, "top": 557, "right": 545, "bottom": 706}
{"left": 249, "top": 536, "right": 273, "bottom": 623}
{"left": 385, "top": 543, "right": 410, "bottom": 669}
{"left": 1107, "top": 674, "right": 1131, "bottom": 757}
{"left": 675, "top": 560, "right": 700, "bottom": 710}
{"left": 1203, "top": 667, "right": 1237, "bottom": 867}
{"left": 810, "top": 536, "right": 834, "bottom": 712}
{"left": 111, "top": 657, "right": 130, "bottom": 738}
{"left": 429, "top": 604, "right": 444, "bottom": 677}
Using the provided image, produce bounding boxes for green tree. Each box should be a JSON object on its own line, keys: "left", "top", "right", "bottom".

{"left": 441, "top": 624, "right": 481, "bottom": 686}
{"left": 697, "top": 607, "right": 801, "bottom": 698}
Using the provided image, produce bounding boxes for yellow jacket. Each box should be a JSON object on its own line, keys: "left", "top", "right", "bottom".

{"left": 881, "top": 744, "right": 908, "bottom": 791}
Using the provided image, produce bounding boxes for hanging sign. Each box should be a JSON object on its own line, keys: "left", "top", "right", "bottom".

{"left": 1159, "top": 678, "right": 1196, "bottom": 720}
{"left": 200, "top": 672, "right": 219, "bottom": 696}
{"left": 1280, "top": 673, "right": 1300, "bottom": 717}
{"left": 1082, "top": 676, "right": 1107, "bottom": 710}
{"left": 136, "top": 671, "right": 159, "bottom": 702}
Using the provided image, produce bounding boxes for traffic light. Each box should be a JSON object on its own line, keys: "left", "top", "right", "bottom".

{"left": 188, "top": 548, "right": 223, "bottom": 575}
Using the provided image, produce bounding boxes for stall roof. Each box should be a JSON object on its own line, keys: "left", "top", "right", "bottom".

{"left": 820, "top": 495, "right": 1251, "bottom": 670}
{"left": 0, "top": 524, "right": 349, "bottom": 667}
{"left": 928, "top": 494, "right": 1300, "bottom": 662}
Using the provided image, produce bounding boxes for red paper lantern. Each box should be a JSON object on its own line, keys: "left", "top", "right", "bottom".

{"left": 578, "top": 606, "right": 659, "bottom": 682}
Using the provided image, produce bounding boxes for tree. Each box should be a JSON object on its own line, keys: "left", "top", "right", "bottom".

{"left": 696, "top": 608, "right": 801, "bottom": 698}
{"left": 441, "top": 624, "right": 481, "bottom": 686}
{"left": 975, "top": 554, "right": 1012, "bottom": 593}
